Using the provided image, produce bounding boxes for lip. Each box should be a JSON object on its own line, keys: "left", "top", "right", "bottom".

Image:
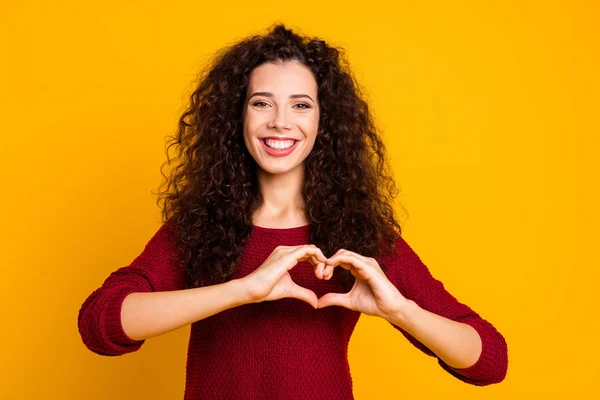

{"left": 260, "top": 136, "right": 299, "bottom": 141}
{"left": 259, "top": 138, "right": 300, "bottom": 157}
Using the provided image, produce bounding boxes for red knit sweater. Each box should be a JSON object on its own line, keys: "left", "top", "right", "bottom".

{"left": 78, "top": 222, "right": 508, "bottom": 399}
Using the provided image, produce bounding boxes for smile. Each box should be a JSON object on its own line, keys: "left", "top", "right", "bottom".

{"left": 259, "top": 138, "right": 300, "bottom": 157}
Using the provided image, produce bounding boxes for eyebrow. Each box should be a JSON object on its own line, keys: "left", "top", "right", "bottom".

{"left": 247, "top": 91, "right": 315, "bottom": 103}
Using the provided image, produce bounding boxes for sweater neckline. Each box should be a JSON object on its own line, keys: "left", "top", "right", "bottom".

{"left": 251, "top": 223, "right": 311, "bottom": 232}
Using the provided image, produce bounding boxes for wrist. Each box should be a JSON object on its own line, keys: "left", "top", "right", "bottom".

{"left": 386, "top": 299, "right": 420, "bottom": 329}
{"left": 229, "top": 277, "right": 257, "bottom": 306}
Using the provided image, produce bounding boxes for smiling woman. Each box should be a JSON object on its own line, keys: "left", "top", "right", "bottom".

{"left": 77, "top": 23, "right": 508, "bottom": 399}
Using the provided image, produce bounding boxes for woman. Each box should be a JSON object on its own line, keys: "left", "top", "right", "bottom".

{"left": 78, "top": 24, "right": 508, "bottom": 399}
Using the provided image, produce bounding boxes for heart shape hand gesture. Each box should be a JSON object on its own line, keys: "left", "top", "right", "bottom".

{"left": 244, "top": 244, "right": 410, "bottom": 320}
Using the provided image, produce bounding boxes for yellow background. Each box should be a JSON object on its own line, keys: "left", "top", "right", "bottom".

{"left": 1, "top": 0, "right": 598, "bottom": 398}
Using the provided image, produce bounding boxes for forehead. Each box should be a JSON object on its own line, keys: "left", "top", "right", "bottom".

{"left": 247, "top": 61, "right": 317, "bottom": 95}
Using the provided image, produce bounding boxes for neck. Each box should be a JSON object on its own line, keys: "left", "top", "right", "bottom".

{"left": 254, "top": 164, "right": 307, "bottom": 225}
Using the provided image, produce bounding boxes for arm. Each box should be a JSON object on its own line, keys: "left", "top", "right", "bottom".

{"left": 77, "top": 220, "right": 253, "bottom": 356}
{"left": 383, "top": 236, "right": 509, "bottom": 386}
{"left": 120, "top": 278, "right": 251, "bottom": 341}
{"left": 388, "top": 300, "right": 483, "bottom": 367}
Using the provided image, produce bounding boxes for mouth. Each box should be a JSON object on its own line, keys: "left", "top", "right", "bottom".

{"left": 259, "top": 138, "right": 300, "bottom": 157}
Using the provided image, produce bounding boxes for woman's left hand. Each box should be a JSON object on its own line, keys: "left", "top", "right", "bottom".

{"left": 317, "top": 249, "right": 411, "bottom": 320}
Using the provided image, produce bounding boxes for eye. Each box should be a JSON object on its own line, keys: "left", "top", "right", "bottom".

{"left": 251, "top": 101, "right": 269, "bottom": 108}
{"left": 294, "top": 103, "right": 311, "bottom": 109}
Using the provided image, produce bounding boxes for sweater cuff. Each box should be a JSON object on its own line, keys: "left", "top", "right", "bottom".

{"left": 104, "top": 288, "right": 146, "bottom": 347}
{"left": 437, "top": 319, "right": 496, "bottom": 383}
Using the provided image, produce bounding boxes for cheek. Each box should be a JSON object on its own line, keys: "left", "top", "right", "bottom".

{"left": 244, "top": 112, "right": 267, "bottom": 131}
{"left": 242, "top": 123, "right": 257, "bottom": 143}
{"left": 298, "top": 114, "right": 319, "bottom": 135}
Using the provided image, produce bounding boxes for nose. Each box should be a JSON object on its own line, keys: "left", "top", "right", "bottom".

{"left": 268, "top": 107, "right": 292, "bottom": 131}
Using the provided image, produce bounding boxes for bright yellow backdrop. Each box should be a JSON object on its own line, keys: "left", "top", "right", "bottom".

{"left": 1, "top": 0, "right": 598, "bottom": 398}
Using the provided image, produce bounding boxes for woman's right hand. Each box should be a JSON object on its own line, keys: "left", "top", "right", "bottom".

{"left": 243, "top": 244, "right": 330, "bottom": 309}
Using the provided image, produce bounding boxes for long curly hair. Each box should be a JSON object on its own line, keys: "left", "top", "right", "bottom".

{"left": 154, "top": 23, "right": 406, "bottom": 291}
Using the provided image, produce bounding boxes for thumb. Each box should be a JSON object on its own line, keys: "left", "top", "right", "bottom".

{"left": 290, "top": 283, "right": 318, "bottom": 309}
{"left": 317, "top": 293, "right": 351, "bottom": 309}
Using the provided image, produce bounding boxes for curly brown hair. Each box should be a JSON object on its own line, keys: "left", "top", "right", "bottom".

{"left": 154, "top": 23, "right": 406, "bottom": 291}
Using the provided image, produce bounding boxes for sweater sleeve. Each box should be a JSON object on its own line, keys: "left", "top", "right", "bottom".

{"left": 383, "top": 235, "right": 509, "bottom": 386}
{"left": 77, "top": 219, "right": 187, "bottom": 356}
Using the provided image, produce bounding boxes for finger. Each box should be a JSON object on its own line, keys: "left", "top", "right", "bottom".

{"left": 348, "top": 253, "right": 383, "bottom": 273}
{"left": 327, "top": 253, "right": 362, "bottom": 269}
{"left": 312, "top": 247, "right": 329, "bottom": 264}
{"left": 346, "top": 250, "right": 369, "bottom": 262}
{"left": 315, "top": 262, "right": 325, "bottom": 279}
{"left": 318, "top": 261, "right": 337, "bottom": 280}
{"left": 294, "top": 245, "right": 328, "bottom": 265}
{"left": 330, "top": 248, "right": 345, "bottom": 258}
{"left": 332, "top": 248, "right": 370, "bottom": 262}
{"left": 310, "top": 253, "right": 328, "bottom": 266}
{"left": 290, "top": 282, "right": 318, "bottom": 309}
{"left": 320, "top": 262, "right": 341, "bottom": 280}
{"left": 327, "top": 254, "right": 374, "bottom": 282}
{"left": 317, "top": 292, "right": 352, "bottom": 309}
{"left": 321, "top": 264, "right": 329, "bottom": 279}
{"left": 295, "top": 245, "right": 322, "bottom": 262}
{"left": 324, "top": 264, "right": 333, "bottom": 280}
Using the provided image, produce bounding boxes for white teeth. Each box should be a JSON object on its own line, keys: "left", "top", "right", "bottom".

{"left": 264, "top": 139, "right": 296, "bottom": 149}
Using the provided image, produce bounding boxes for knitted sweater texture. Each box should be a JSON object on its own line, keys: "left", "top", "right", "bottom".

{"left": 78, "top": 222, "right": 508, "bottom": 399}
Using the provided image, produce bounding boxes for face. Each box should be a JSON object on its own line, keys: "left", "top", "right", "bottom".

{"left": 242, "top": 60, "right": 319, "bottom": 175}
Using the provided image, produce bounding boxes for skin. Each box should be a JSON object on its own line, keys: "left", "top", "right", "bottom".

{"left": 242, "top": 59, "right": 319, "bottom": 228}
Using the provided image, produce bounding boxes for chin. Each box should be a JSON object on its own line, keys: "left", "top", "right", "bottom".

{"left": 257, "top": 164, "right": 297, "bottom": 175}
{"left": 256, "top": 157, "right": 306, "bottom": 174}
